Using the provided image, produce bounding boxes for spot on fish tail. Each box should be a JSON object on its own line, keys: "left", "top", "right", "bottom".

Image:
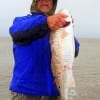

{"left": 64, "top": 65, "right": 67, "bottom": 69}
{"left": 63, "top": 65, "right": 68, "bottom": 71}
{"left": 58, "top": 86, "right": 60, "bottom": 89}
{"left": 56, "top": 72, "right": 61, "bottom": 77}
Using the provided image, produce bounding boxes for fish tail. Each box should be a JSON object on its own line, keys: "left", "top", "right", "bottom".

{"left": 69, "top": 73, "right": 76, "bottom": 88}
{"left": 67, "top": 69, "right": 76, "bottom": 88}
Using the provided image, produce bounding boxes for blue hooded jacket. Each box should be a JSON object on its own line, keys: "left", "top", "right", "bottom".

{"left": 9, "top": 13, "right": 80, "bottom": 96}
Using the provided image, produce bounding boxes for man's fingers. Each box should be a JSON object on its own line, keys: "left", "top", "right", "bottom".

{"left": 59, "top": 13, "right": 68, "bottom": 18}
{"left": 47, "top": 13, "right": 69, "bottom": 31}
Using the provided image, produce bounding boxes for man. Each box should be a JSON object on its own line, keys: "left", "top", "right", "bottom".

{"left": 9, "top": 0, "right": 80, "bottom": 100}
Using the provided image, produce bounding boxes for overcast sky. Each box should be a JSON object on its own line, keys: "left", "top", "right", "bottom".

{"left": 0, "top": 0, "right": 100, "bottom": 38}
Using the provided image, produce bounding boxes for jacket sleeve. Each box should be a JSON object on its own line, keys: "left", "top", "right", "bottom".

{"left": 74, "top": 37, "right": 80, "bottom": 58}
{"left": 9, "top": 14, "right": 50, "bottom": 45}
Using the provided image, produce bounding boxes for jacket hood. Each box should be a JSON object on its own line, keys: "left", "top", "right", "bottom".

{"left": 30, "top": 0, "right": 57, "bottom": 16}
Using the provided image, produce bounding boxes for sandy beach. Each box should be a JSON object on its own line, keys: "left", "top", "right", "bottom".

{"left": 0, "top": 37, "right": 100, "bottom": 100}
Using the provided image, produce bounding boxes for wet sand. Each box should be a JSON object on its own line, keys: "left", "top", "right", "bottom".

{"left": 0, "top": 37, "right": 100, "bottom": 100}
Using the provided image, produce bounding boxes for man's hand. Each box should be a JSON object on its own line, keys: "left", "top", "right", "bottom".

{"left": 47, "top": 14, "right": 68, "bottom": 31}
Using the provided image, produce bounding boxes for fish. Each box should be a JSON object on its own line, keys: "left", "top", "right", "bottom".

{"left": 50, "top": 9, "right": 75, "bottom": 100}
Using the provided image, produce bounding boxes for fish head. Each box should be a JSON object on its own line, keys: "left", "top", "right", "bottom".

{"left": 59, "top": 9, "right": 74, "bottom": 34}
{"left": 60, "top": 9, "right": 73, "bottom": 26}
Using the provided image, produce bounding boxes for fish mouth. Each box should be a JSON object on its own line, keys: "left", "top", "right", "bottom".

{"left": 63, "top": 21, "right": 70, "bottom": 27}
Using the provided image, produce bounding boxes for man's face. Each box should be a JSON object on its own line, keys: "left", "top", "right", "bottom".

{"left": 37, "top": 0, "right": 53, "bottom": 13}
